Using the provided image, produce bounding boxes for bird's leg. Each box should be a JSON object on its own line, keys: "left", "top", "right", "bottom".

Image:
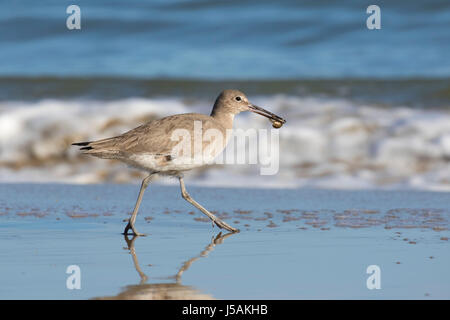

{"left": 178, "top": 176, "right": 239, "bottom": 233}
{"left": 123, "top": 174, "right": 153, "bottom": 236}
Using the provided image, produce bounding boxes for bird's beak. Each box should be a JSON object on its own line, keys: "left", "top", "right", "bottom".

{"left": 248, "top": 104, "right": 286, "bottom": 124}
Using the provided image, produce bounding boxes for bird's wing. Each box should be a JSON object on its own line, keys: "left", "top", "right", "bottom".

{"left": 73, "top": 113, "right": 225, "bottom": 160}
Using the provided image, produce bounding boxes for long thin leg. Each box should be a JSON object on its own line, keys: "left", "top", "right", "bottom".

{"left": 123, "top": 174, "right": 153, "bottom": 236}
{"left": 178, "top": 176, "right": 239, "bottom": 233}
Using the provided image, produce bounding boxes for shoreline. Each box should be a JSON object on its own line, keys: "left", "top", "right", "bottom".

{"left": 0, "top": 184, "right": 449, "bottom": 299}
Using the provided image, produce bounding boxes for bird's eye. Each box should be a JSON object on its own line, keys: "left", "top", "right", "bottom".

{"left": 235, "top": 96, "right": 241, "bottom": 101}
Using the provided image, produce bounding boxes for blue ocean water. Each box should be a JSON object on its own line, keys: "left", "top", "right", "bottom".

{"left": 1, "top": 1, "right": 450, "bottom": 189}
{"left": 1, "top": 0, "right": 449, "bottom": 78}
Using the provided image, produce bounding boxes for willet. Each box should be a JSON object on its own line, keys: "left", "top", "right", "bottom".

{"left": 73, "top": 89, "right": 286, "bottom": 235}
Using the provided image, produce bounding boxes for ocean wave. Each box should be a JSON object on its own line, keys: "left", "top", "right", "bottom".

{"left": 0, "top": 95, "right": 450, "bottom": 191}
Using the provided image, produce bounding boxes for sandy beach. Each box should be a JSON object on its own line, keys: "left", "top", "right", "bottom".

{"left": 0, "top": 183, "right": 448, "bottom": 299}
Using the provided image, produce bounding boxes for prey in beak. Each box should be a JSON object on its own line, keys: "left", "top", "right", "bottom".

{"left": 248, "top": 104, "right": 286, "bottom": 128}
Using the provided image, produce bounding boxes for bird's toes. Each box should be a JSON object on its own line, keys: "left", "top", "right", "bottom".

{"left": 213, "top": 219, "right": 239, "bottom": 233}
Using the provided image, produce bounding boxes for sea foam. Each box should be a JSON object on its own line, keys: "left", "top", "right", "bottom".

{"left": 0, "top": 95, "right": 449, "bottom": 191}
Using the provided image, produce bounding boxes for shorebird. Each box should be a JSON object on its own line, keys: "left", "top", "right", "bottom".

{"left": 73, "top": 90, "right": 285, "bottom": 236}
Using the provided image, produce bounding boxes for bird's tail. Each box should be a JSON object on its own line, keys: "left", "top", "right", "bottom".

{"left": 72, "top": 141, "right": 93, "bottom": 150}
{"left": 72, "top": 137, "right": 121, "bottom": 158}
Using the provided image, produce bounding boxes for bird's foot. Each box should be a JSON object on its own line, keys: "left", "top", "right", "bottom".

{"left": 213, "top": 218, "right": 239, "bottom": 233}
{"left": 123, "top": 222, "right": 147, "bottom": 237}
{"left": 122, "top": 230, "right": 147, "bottom": 237}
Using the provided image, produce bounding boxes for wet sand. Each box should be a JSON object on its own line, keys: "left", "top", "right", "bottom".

{"left": 0, "top": 183, "right": 449, "bottom": 299}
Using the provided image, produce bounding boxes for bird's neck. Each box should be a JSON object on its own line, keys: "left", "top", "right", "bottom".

{"left": 210, "top": 110, "right": 235, "bottom": 131}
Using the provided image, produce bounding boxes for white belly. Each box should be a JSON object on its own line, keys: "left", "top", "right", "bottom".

{"left": 129, "top": 143, "right": 227, "bottom": 173}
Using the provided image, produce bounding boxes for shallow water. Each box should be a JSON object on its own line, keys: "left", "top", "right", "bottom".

{"left": 0, "top": 184, "right": 448, "bottom": 299}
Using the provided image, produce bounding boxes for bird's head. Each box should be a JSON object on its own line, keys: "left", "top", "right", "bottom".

{"left": 212, "top": 89, "right": 286, "bottom": 128}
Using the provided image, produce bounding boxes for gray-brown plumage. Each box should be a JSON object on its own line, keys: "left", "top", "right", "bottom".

{"left": 73, "top": 89, "right": 285, "bottom": 236}
{"left": 73, "top": 113, "right": 231, "bottom": 173}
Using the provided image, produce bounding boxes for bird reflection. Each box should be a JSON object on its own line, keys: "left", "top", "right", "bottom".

{"left": 95, "top": 232, "right": 235, "bottom": 300}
